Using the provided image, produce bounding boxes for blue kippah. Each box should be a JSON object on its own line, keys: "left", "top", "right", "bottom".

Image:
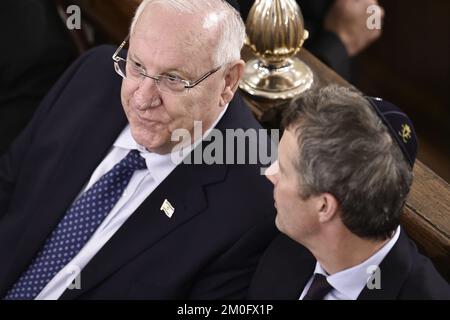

{"left": 366, "top": 97, "right": 418, "bottom": 168}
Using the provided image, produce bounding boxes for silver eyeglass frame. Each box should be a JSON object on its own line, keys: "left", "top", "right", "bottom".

{"left": 112, "top": 35, "right": 222, "bottom": 93}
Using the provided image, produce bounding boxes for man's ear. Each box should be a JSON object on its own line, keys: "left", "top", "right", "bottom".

{"left": 219, "top": 59, "right": 245, "bottom": 107}
{"left": 317, "top": 193, "right": 339, "bottom": 223}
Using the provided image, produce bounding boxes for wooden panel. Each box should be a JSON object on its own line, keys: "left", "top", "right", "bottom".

{"left": 403, "top": 164, "right": 450, "bottom": 279}
{"left": 353, "top": 0, "right": 450, "bottom": 182}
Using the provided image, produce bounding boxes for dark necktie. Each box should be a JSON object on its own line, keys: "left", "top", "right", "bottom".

{"left": 303, "top": 273, "right": 333, "bottom": 300}
{"left": 4, "top": 150, "right": 146, "bottom": 300}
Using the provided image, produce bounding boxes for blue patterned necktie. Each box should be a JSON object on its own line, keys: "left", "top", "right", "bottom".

{"left": 4, "top": 149, "right": 146, "bottom": 300}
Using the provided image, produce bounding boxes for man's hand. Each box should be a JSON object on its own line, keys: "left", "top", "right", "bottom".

{"left": 324, "top": 0, "right": 385, "bottom": 56}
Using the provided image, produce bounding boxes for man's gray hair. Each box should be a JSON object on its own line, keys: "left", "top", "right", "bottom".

{"left": 129, "top": 0, "right": 246, "bottom": 66}
{"left": 282, "top": 85, "right": 413, "bottom": 240}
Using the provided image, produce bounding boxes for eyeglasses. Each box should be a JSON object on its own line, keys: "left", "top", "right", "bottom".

{"left": 112, "top": 35, "right": 221, "bottom": 95}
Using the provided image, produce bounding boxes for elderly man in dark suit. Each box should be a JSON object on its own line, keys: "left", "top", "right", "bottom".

{"left": 0, "top": 0, "right": 276, "bottom": 299}
{"left": 249, "top": 86, "right": 450, "bottom": 300}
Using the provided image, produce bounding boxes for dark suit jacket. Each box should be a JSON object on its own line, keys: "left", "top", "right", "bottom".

{"left": 0, "top": 46, "right": 277, "bottom": 299}
{"left": 249, "top": 230, "right": 450, "bottom": 299}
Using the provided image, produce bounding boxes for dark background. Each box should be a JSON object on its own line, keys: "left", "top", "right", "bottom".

{"left": 353, "top": 0, "right": 450, "bottom": 181}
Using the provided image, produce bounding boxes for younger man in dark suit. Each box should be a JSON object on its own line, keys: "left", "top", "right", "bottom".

{"left": 249, "top": 86, "right": 450, "bottom": 299}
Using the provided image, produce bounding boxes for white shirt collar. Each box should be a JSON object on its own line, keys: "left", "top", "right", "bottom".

{"left": 113, "top": 103, "right": 229, "bottom": 184}
{"left": 313, "top": 226, "right": 401, "bottom": 300}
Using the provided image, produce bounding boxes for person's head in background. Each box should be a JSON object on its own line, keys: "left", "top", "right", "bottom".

{"left": 115, "top": 0, "right": 246, "bottom": 154}
{"left": 265, "top": 85, "right": 416, "bottom": 274}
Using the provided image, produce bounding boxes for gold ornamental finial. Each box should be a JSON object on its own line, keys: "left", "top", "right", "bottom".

{"left": 240, "top": 0, "right": 314, "bottom": 100}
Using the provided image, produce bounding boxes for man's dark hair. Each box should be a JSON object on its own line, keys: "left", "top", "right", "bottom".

{"left": 282, "top": 85, "right": 413, "bottom": 240}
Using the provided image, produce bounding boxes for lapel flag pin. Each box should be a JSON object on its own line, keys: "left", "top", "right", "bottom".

{"left": 160, "top": 199, "right": 175, "bottom": 218}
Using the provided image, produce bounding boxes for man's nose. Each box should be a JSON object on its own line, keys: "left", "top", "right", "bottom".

{"left": 265, "top": 160, "right": 279, "bottom": 185}
{"left": 133, "top": 77, "right": 160, "bottom": 108}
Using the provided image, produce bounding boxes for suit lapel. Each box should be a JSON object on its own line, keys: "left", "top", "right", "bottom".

{"left": 357, "top": 229, "right": 412, "bottom": 300}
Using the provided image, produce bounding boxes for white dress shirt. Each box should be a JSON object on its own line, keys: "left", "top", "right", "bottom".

{"left": 299, "top": 226, "right": 401, "bottom": 300}
{"left": 36, "top": 104, "right": 228, "bottom": 300}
